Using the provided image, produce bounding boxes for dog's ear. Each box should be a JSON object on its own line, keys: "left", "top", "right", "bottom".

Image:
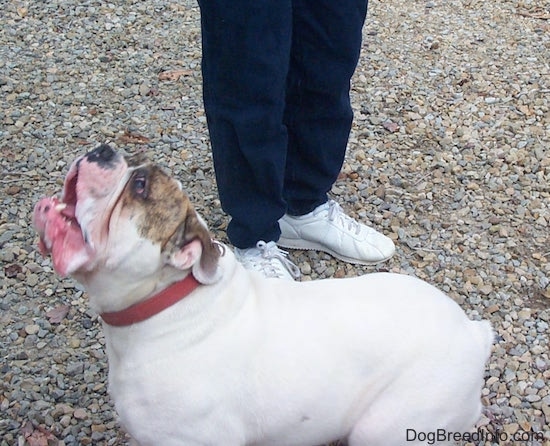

{"left": 167, "top": 210, "right": 222, "bottom": 284}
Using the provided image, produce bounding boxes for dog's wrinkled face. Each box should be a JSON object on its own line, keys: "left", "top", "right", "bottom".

{"left": 33, "top": 145, "right": 220, "bottom": 299}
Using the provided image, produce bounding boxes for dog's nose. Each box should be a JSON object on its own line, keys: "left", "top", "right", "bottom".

{"left": 86, "top": 144, "right": 116, "bottom": 166}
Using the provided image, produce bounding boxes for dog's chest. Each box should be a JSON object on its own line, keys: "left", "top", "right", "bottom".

{"left": 107, "top": 341, "right": 242, "bottom": 443}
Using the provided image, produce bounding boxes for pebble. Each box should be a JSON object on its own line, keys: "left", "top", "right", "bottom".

{"left": 1, "top": 0, "right": 548, "bottom": 445}
{"left": 73, "top": 408, "right": 88, "bottom": 420}
{"left": 25, "top": 324, "right": 40, "bottom": 335}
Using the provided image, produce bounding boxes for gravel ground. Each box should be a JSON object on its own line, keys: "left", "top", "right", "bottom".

{"left": 1, "top": 0, "right": 549, "bottom": 445}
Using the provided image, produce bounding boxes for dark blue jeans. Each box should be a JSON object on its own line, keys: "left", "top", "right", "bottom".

{"left": 198, "top": 0, "right": 368, "bottom": 248}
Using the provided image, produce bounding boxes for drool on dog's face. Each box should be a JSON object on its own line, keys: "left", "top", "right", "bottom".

{"left": 33, "top": 144, "right": 220, "bottom": 306}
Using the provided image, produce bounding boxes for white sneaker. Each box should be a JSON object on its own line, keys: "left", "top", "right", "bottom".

{"left": 278, "top": 200, "right": 395, "bottom": 265}
{"left": 234, "top": 241, "right": 301, "bottom": 280}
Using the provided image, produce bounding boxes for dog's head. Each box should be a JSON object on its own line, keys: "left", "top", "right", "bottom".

{"left": 33, "top": 144, "right": 221, "bottom": 308}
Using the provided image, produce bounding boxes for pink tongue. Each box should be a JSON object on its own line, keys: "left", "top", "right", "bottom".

{"left": 33, "top": 197, "right": 92, "bottom": 277}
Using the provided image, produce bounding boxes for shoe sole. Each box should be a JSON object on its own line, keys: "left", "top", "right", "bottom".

{"left": 277, "top": 237, "right": 395, "bottom": 266}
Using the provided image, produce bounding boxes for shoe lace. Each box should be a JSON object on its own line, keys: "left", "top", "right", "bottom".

{"left": 327, "top": 200, "right": 362, "bottom": 235}
{"left": 252, "top": 241, "right": 301, "bottom": 279}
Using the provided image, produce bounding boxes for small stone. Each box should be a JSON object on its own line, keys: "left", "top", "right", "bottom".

{"left": 24, "top": 324, "right": 40, "bottom": 335}
{"left": 91, "top": 424, "right": 107, "bottom": 433}
{"left": 478, "top": 284, "right": 493, "bottom": 295}
{"left": 18, "top": 306, "right": 29, "bottom": 315}
{"left": 73, "top": 408, "right": 88, "bottom": 420}
{"left": 535, "top": 357, "right": 548, "bottom": 371}
{"left": 26, "top": 274, "right": 39, "bottom": 286}
{"left": 375, "top": 185, "right": 386, "bottom": 199}
{"left": 66, "top": 362, "right": 84, "bottom": 376}
{"left": 502, "top": 423, "right": 519, "bottom": 435}
{"left": 60, "top": 415, "right": 72, "bottom": 427}
{"left": 300, "top": 262, "right": 312, "bottom": 275}
{"left": 82, "top": 318, "right": 93, "bottom": 329}
{"left": 139, "top": 83, "right": 151, "bottom": 96}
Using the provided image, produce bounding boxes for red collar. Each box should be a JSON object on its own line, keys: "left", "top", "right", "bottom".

{"left": 100, "top": 274, "right": 200, "bottom": 327}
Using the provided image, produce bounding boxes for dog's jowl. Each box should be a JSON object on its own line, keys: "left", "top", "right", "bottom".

{"left": 33, "top": 144, "right": 493, "bottom": 446}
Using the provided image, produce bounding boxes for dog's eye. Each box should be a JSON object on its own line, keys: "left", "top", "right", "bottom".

{"left": 132, "top": 173, "right": 148, "bottom": 198}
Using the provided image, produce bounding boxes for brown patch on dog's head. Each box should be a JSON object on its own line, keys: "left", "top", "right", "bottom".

{"left": 117, "top": 161, "right": 221, "bottom": 283}
{"left": 126, "top": 152, "right": 150, "bottom": 168}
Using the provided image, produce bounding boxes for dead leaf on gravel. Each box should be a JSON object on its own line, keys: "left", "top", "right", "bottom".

{"left": 4, "top": 263, "right": 22, "bottom": 278}
{"left": 517, "top": 8, "right": 550, "bottom": 20}
{"left": 21, "top": 421, "right": 58, "bottom": 446}
{"left": 0, "top": 146, "right": 18, "bottom": 161}
{"left": 75, "top": 139, "right": 94, "bottom": 146}
{"left": 158, "top": 69, "right": 192, "bottom": 81}
{"left": 382, "top": 120, "right": 400, "bottom": 133}
{"left": 46, "top": 304, "right": 70, "bottom": 324}
{"left": 117, "top": 130, "right": 151, "bottom": 145}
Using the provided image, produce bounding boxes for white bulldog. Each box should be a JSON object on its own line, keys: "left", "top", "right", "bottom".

{"left": 33, "top": 144, "right": 493, "bottom": 446}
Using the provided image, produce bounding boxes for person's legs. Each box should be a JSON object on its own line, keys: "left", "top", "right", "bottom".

{"left": 198, "top": 0, "right": 394, "bottom": 270}
{"left": 279, "top": 0, "right": 396, "bottom": 264}
{"left": 283, "top": 0, "right": 368, "bottom": 215}
{"left": 198, "top": 0, "right": 292, "bottom": 249}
